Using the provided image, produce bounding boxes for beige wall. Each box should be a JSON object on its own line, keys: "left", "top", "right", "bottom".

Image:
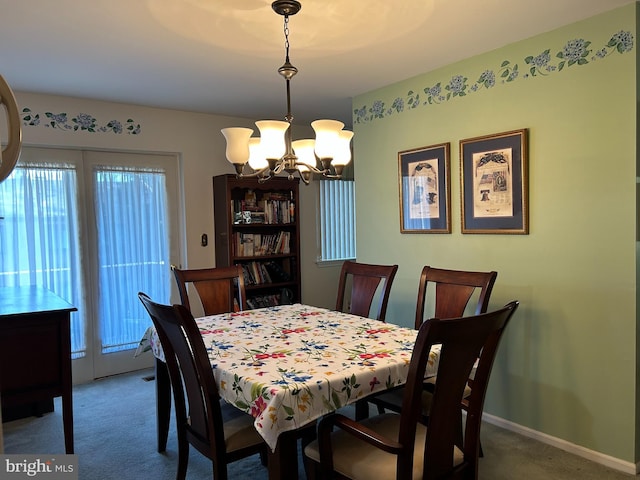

{"left": 352, "top": 4, "right": 637, "bottom": 467}
{"left": 298, "top": 181, "right": 343, "bottom": 309}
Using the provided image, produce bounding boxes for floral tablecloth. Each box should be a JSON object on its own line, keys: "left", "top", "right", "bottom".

{"left": 135, "top": 303, "right": 439, "bottom": 451}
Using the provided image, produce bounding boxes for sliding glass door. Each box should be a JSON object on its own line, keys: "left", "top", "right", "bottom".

{"left": 0, "top": 147, "right": 180, "bottom": 382}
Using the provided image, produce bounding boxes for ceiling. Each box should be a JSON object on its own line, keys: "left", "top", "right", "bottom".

{"left": 0, "top": 0, "right": 633, "bottom": 129}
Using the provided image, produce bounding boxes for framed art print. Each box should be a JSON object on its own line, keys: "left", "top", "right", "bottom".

{"left": 398, "top": 142, "right": 451, "bottom": 233}
{"left": 460, "top": 129, "right": 529, "bottom": 234}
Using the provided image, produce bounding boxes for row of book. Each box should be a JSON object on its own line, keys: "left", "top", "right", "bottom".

{"left": 240, "top": 260, "right": 292, "bottom": 286}
{"left": 232, "top": 199, "right": 295, "bottom": 224}
{"left": 233, "top": 231, "right": 291, "bottom": 257}
{"left": 247, "top": 294, "right": 282, "bottom": 309}
{"left": 242, "top": 262, "right": 269, "bottom": 286}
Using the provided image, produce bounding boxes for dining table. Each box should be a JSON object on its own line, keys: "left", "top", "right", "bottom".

{"left": 135, "top": 303, "right": 440, "bottom": 480}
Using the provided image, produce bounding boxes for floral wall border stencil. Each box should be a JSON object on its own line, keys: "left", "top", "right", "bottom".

{"left": 21, "top": 108, "right": 142, "bottom": 135}
{"left": 354, "top": 30, "right": 634, "bottom": 124}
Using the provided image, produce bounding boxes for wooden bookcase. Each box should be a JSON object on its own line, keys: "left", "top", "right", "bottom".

{"left": 213, "top": 174, "right": 301, "bottom": 308}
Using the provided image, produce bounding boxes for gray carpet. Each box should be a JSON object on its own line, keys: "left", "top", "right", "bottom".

{"left": 3, "top": 368, "right": 280, "bottom": 479}
{"left": 2, "top": 369, "right": 635, "bottom": 479}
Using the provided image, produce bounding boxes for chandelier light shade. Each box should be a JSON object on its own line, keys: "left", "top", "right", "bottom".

{"left": 290, "top": 139, "right": 314, "bottom": 175}
{"left": 221, "top": 127, "right": 252, "bottom": 173}
{"left": 248, "top": 137, "right": 268, "bottom": 172}
{"left": 255, "top": 120, "right": 289, "bottom": 161}
{"left": 333, "top": 130, "right": 355, "bottom": 167}
{"left": 311, "top": 119, "right": 343, "bottom": 163}
{"left": 221, "top": 0, "right": 353, "bottom": 185}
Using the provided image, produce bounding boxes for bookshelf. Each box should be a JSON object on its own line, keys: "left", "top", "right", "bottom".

{"left": 213, "top": 174, "right": 301, "bottom": 309}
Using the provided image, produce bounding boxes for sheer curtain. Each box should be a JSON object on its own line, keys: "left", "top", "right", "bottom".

{"left": 0, "top": 162, "right": 86, "bottom": 356}
{"left": 0, "top": 158, "right": 171, "bottom": 360}
{"left": 94, "top": 165, "right": 170, "bottom": 354}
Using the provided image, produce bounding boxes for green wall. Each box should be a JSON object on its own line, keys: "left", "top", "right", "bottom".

{"left": 353, "top": 4, "right": 637, "bottom": 464}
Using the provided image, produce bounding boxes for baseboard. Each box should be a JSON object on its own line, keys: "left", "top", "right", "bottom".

{"left": 482, "top": 413, "right": 638, "bottom": 475}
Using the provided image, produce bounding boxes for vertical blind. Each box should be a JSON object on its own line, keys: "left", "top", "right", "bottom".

{"left": 319, "top": 179, "right": 356, "bottom": 261}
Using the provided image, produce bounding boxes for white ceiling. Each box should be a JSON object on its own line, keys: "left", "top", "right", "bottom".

{"left": 0, "top": 0, "right": 633, "bottom": 128}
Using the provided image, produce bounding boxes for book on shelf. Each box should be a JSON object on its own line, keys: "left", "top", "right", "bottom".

{"left": 247, "top": 294, "right": 281, "bottom": 309}
{"left": 260, "top": 263, "right": 272, "bottom": 283}
{"left": 253, "top": 233, "right": 263, "bottom": 256}
{"left": 241, "top": 264, "right": 254, "bottom": 285}
{"left": 263, "top": 260, "right": 291, "bottom": 282}
{"left": 240, "top": 261, "right": 275, "bottom": 286}
{"left": 234, "top": 232, "right": 255, "bottom": 257}
{"left": 231, "top": 197, "right": 295, "bottom": 225}
{"left": 263, "top": 199, "right": 295, "bottom": 224}
{"left": 233, "top": 231, "right": 291, "bottom": 257}
{"left": 242, "top": 234, "right": 254, "bottom": 256}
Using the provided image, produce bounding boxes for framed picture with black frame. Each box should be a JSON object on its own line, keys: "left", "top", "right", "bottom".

{"left": 460, "top": 129, "right": 529, "bottom": 234}
{"left": 398, "top": 142, "right": 451, "bottom": 233}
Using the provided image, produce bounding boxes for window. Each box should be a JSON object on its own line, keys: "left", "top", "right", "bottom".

{"left": 92, "top": 164, "right": 171, "bottom": 354}
{"left": 318, "top": 179, "right": 355, "bottom": 261}
{"left": 0, "top": 148, "right": 179, "bottom": 380}
{"left": 0, "top": 160, "right": 86, "bottom": 355}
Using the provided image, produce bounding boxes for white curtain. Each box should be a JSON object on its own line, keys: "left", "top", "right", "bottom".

{"left": 0, "top": 160, "right": 171, "bottom": 358}
{"left": 0, "top": 162, "right": 86, "bottom": 356}
{"left": 94, "top": 165, "right": 169, "bottom": 354}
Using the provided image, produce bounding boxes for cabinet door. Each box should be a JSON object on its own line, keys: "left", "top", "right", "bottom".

{"left": 0, "top": 311, "right": 69, "bottom": 404}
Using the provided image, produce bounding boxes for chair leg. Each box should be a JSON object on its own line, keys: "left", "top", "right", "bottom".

{"left": 300, "top": 423, "right": 318, "bottom": 479}
{"left": 303, "top": 455, "right": 319, "bottom": 480}
{"left": 175, "top": 426, "right": 189, "bottom": 480}
{"left": 455, "top": 411, "right": 464, "bottom": 448}
{"left": 212, "top": 461, "right": 227, "bottom": 480}
{"left": 155, "top": 358, "right": 171, "bottom": 453}
{"left": 300, "top": 423, "right": 317, "bottom": 449}
{"left": 355, "top": 399, "right": 369, "bottom": 420}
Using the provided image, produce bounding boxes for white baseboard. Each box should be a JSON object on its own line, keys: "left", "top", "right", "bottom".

{"left": 482, "top": 413, "right": 638, "bottom": 475}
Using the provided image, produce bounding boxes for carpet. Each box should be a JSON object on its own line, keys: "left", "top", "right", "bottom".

{"left": 2, "top": 368, "right": 300, "bottom": 479}
{"left": 3, "top": 368, "right": 634, "bottom": 480}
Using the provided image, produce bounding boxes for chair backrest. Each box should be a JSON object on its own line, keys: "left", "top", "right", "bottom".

{"left": 172, "top": 264, "right": 247, "bottom": 316}
{"left": 138, "top": 292, "right": 227, "bottom": 458}
{"left": 414, "top": 266, "right": 497, "bottom": 329}
{"left": 335, "top": 260, "right": 398, "bottom": 321}
{"left": 399, "top": 301, "right": 519, "bottom": 479}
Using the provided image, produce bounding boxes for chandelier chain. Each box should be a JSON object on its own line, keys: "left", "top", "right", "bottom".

{"left": 283, "top": 15, "right": 291, "bottom": 62}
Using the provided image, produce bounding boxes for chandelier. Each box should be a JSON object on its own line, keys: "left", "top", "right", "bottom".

{"left": 221, "top": 0, "right": 353, "bottom": 185}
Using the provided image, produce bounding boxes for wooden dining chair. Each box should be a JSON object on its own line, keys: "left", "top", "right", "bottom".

{"left": 370, "top": 265, "right": 497, "bottom": 406}
{"left": 138, "top": 292, "right": 267, "bottom": 480}
{"left": 335, "top": 260, "right": 399, "bottom": 321}
{"left": 367, "top": 266, "right": 497, "bottom": 449}
{"left": 303, "top": 301, "right": 519, "bottom": 480}
{"left": 152, "top": 265, "right": 246, "bottom": 454}
{"left": 171, "top": 264, "right": 247, "bottom": 316}
{"left": 412, "top": 266, "right": 498, "bottom": 328}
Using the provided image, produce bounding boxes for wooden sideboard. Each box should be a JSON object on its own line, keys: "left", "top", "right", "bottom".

{"left": 0, "top": 286, "right": 76, "bottom": 453}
